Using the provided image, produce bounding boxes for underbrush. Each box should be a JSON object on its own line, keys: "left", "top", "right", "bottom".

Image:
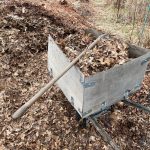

{"left": 106, "top": 0, "right": 150, "bottom": 48}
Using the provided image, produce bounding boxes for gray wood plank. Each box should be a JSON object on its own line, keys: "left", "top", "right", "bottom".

{"left": 128, "top": 44, "right": 150, "bottom": 58}
{"left": 83, "top": 52, "right": 150, "bottom": 117}
{"left": 48, "top": 36, "right": 84, "bottom": 116}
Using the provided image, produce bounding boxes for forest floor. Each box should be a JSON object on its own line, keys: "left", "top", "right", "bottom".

{"left": 0, "top": 0, "right": 150, "bottom": 150}
{"left": 64, "top": 0, "right": 150, "bottom": 48}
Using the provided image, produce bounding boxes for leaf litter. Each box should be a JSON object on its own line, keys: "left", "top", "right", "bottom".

{"left": 0, "top": 1, "right": 150, "bottom": 150}
{"left": 62, "top": 34, "right": 129, "bottom": 76}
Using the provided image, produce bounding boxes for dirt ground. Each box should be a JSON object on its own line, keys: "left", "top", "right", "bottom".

{"left": 0, "top": 0, "right": 150, "bottom": 150}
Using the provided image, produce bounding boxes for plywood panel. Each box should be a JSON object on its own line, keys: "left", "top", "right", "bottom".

{"left": 48, "top": 36, "right": 84, "bottom": 115}
{"left": 83, "top": 52, "right": 150, "bottom": 117}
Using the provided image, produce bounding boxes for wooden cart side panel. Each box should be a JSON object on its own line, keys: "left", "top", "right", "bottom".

{"left": 128, "top": 44, "right": 150, "bottom": 57}
{"left": 48, "top": 36, "right": 84, "bottom": 115}
{"left": 83, "top": 52, "right": 150, "bottom": 117}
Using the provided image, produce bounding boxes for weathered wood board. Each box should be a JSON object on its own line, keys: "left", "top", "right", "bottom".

{"left": 48, "top": 35, "right": 150, "bottom": 118}
{"left": 48, "top": 36, "right": 84, "bottom": 116}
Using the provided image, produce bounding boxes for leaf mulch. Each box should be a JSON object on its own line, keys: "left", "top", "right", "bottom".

{"left": 62, "top": 33, "right": 129, "bottom": 76}
{"left": 0, "top": 1, "right": 149, "bottom": 150}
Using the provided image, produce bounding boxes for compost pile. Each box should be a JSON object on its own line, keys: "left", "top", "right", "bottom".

{"left": 0, "top": 1, "right": 150, "bottom": 150}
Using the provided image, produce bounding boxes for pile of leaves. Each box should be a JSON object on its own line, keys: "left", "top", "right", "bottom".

{"left": 62, "top": 34, "right": 129, "bottom": 76}
{"left": 0, "top": 1, "right": 150, "bottom": 150}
